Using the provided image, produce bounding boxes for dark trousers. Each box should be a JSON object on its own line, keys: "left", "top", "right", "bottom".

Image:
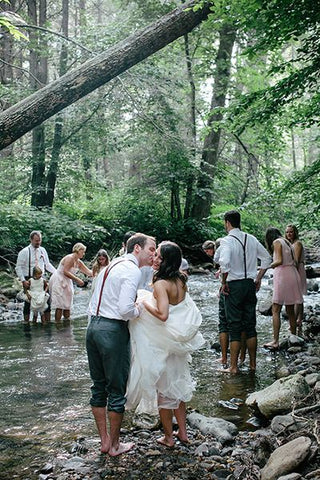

{"left": 224, "top": 279, "right": 257, "bottom": 342}
{"left": 86, "top": 315, "right": 130, "bottom": 413}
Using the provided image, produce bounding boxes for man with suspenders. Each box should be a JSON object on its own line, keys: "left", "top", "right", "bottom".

{"left": 218, "top": 211, "right": 271, "bottom": 374}
{"left": 86, "top": 233, "right": 156, "bottom": 456}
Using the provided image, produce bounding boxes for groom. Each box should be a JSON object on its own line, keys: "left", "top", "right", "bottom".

{"left": 86, "top": 233, "right": 156, "bottom": 456}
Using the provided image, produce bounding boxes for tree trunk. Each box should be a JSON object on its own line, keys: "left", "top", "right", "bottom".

{"left": 191, "top": 24, "right": 236, "bottom": 221}
{"left": 183, "top": 32, "right": 197, "bottom": 220}
{"left": 0, "top": 0, "right": 15, "bottom": 159}
{"left": 0, "top": 0, "right": 213, "bottom": 150}
{"left": 290, "top": 127, "right": 297, "bottom": 169}
{"left": 29, "top": 0, "right": 48, "bottom": 207}
{"left": 45, "top": 0, "right": 69, "bottom": 207}
{"left": 171, "top": 179, "right": 182, "bottom": 221}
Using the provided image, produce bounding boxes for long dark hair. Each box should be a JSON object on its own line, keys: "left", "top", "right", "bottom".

{"left": 153, "top": 241, "right": 187, "bottom": 286}
{"left": 265, "top": 227, "right": 282, "bottom": 253}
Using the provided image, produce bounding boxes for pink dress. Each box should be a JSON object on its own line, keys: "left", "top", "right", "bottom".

{"left": 272, "top": 238, "right": 303, "bottom": 305}
{"left": 49, "top": 263, "right": 77, "bottom": 310}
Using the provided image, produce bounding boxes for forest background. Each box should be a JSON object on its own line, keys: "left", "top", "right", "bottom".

{"left": 0, "top": 0, "right": 319, "bottom": 263}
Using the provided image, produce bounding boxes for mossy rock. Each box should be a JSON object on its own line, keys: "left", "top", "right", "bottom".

{"left": 0, "top": 271, "right": 20, "bottom": 297}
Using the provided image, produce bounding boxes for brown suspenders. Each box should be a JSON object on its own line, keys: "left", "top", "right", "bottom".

{"left": 95, "top": 259, "right": 136, "bottom": 316}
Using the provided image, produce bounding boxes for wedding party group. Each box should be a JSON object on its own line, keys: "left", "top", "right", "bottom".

{"left": 14, "top": 209, "right": 306, "bottom": 456}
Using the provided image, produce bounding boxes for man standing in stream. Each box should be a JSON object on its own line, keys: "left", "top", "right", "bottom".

{"left": 86, "top": 233, "right": 156, "bottom": 456}
{"left": 218, "top": 211, "right": 271, "bottom": 374}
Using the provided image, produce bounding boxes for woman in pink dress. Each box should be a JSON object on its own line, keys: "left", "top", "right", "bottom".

{"left": 49, "top": 243, "right": 92, "bottom": 322}
{"left": 285, "top": 224, "right": 307, "bottom": 329}
{"left": 264, "top": 227, "right": 303, "bottom": 350}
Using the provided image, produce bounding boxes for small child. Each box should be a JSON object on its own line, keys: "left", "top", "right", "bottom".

{"left": 26, "top": 266, "right": 49, "bottom": 323}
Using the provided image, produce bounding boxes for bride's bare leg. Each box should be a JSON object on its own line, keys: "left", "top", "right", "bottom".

{"left": 157, "top": 408, "right": 174, "bottom": 447}
{"left": 173, "top": 402, "right": 189, "bottom": 443}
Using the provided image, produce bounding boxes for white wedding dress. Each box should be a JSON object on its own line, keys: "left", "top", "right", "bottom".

{"left": 126, "top": 289, "right": 204, "bottom": 416}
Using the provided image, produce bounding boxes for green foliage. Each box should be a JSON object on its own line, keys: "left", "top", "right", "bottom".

{"left": 55, "top": 185, "right": 215, "bottom": 248}
{"left": 0, "top": 205, "right": 108, "bottom": 263}
{"left": 0, "top": 18, "right": 28, "bottom": 41}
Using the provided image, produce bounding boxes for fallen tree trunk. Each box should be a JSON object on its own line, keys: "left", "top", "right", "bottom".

{"left": 0, "top": 0, "right": 213, "bottom": 150}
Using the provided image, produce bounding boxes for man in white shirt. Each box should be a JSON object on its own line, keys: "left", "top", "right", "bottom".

{"left": 86, "top": 233, "right": 156, "bottom": 457}
{"left": 15, "top": 230, "right": 56, "bottom": 322}
{"left": 218, "top": 211, "right": 271, "bottom": 374}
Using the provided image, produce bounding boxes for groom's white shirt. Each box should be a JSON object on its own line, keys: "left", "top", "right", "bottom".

{"left": 88, "top": 253, "right": 141, "bottom": 321}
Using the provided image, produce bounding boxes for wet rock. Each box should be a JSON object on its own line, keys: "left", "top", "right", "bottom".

{"left": 260, "top": 436, "right": 312, "bottom": 480}
{"left": 276, "top": 366, "right": 291, "bottom": 378}
{"left": 187, "top": 412, "right": 238, "bottom": 445}
{"left": 279, "top": 338, "right": 290, "bottom": 349}
{"left": 258, "top": 295, "right": 273, "bottom": 316}
{"left": 246, "top": 374, "right": 310, "bottom": 419}
{"left": 62, "top": 456, "right": 90, "bottom": 473}
{"left": 288, "top": 335, "right": 305, "bottom": 346}
{"left": 270, "top": 414, "right": 308, "bottom": 435}
{"left": 40, "top": 463, "right": 54, "bottom": 474}
{"left": 194, "top": 442, "right": 210, "bottom": 456}
{"left": 287, "top": 346, "right": 303, "bottom": 354}
{"left": 314, "top": 381, "right": 320, "bottom": 392}
{"left": 305, "top": 468, "right": 320, "bottom": 479}
{"left": 277, "top": 474, "right": 302, "bottom": 480}
{"left": 210, "top": 468, "right": 231, "bottom": 479}
{"left": 305, "top": 373, "right": 320, "bottom": 387}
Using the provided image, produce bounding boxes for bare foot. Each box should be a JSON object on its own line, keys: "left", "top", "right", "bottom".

{"left": 100, "top": 436, "right": 110, "bottom": 454}
{"left": 157, "top": 436, "right": 175, "bottom": 448}
{"left": 218, "top": 367, "right": 239, "bottom": 374}
{"left": 173, "top": 431, "right": 190, "bottom": 444}
{"left": 218, "top": 357, "right": 228, "bottom": 365}
{"left": 263, "top": 342, "right": 279, "bottom": 350}
{"left": 108, "top": 442, "right": 135, "bottom": 457}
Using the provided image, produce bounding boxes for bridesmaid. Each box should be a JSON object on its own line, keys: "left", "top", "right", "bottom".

{"left": 285, "top": 224, "right": 307, "bottom": 330}
{"left": 49, "top": 243, "right": 92, "bottom": 322}
{"left": 91, "top": 249, "right": 109, "bottom": 294}
{"left": 264, "top": 227, "right": 303, "bottom": 350}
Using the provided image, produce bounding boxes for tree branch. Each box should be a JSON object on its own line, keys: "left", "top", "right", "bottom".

{"left": 16, "top": 23, "right": 94, "bottom": 54}
{"left": 0, "top": 58, "right": 43, "bottom": 87}
{"left": 0, "top": 0, "right": 213, "bottom": 150}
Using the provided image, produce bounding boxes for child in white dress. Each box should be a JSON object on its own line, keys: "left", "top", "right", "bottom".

{"left": 27, "top": 266, "right": 49, "bottom": 323}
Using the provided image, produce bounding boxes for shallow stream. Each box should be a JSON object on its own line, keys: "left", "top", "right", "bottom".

{"left": 0, "top": 273, "right": 319, "bottom": 479}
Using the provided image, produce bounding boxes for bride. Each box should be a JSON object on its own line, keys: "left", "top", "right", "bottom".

{"left": 126, "top": 241, "right": 204, "bottom": 447}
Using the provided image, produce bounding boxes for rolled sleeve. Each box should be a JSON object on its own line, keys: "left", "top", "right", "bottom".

{"left": 15, "top": 249, "right": 28, "bottom": 280}
{"left": 218, "top": 238, "right": 231, "bottom": 274}
{"left": 257, "top": 243, "right": 272, "bottom": 270}
{"left": 118, "top": 270, "right": 141, "bottom": 321}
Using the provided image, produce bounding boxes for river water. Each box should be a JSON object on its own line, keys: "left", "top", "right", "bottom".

{"left": 0, "top": 273, "right": 319, "bottom": 479}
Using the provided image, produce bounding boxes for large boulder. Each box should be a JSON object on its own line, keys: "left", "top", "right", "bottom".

{"left": 246, "top": 374, "right": 310, "bottom": 419}
{"left": 187, "top": 412, "right": 237, "bottom": 445}
{"left": 260, "top": 436, "right": 312, "bottom": 480}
